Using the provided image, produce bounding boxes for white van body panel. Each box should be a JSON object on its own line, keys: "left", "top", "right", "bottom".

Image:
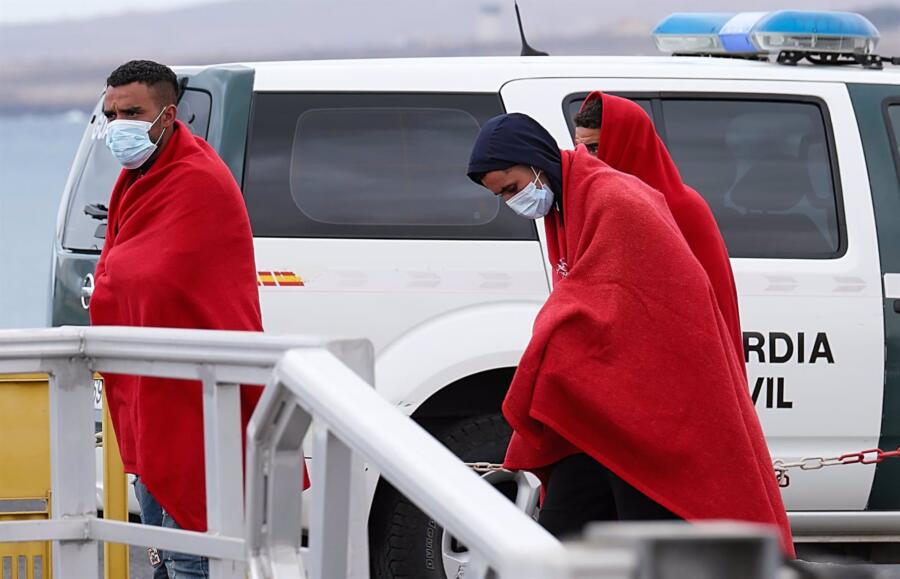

{"left": 374, "top": 301, "right": 544, "bottom": 408}
{"left": 254, "top": 239, "right": 548, "bottom": 360}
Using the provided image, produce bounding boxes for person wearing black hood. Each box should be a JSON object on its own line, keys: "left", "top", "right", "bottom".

{"left": 465, "top": 113, "right": 795, "bottom": 555}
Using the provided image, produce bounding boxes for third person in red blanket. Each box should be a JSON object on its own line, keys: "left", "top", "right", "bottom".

{"left": 573, "top": 92, "right": 744, "bottom": 363}
{"left": 466, "top": 112, "right": 794, "bottom": 556}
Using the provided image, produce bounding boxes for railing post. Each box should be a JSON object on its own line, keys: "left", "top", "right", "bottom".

{"left": 47, "top": 359, "right": 98, "bottom": 579}
{"left": 325, "top": 341, "right": 374, "bottom": 579}
{"left": 245, "top": 384, "right": 311, "bottom": 579}
{"left": 102, "top": 389, "right": 130, "bottom": 579}
{"left": 307, "top": 424, "right": 353, "bottom": 579}
{"left": 200, "top": 366, "right": 245, "bottom": 579}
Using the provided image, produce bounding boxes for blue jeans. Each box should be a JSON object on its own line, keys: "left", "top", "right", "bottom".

{"left": 134, "top": 477, "right": 209, "bottom": 579}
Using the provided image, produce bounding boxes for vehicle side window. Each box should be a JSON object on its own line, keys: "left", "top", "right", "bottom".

{"left": 563, "top": 94, "right": 653, "bottom": 137}
{"left": 243, "top": 93, "right": 536, "bottom": 240}
{"left": 177, "top": 89, "right": 212, "bottom": 141}
{"left": 887, "top": 104, "right": 900, "bottom": 169}
{"left": 660, "top": 99, "right": 842, "bottom": 259}
{"left": 62, "top": 101, "right": 122, "bottom": 251}
{"left": 62, "top": 89, "right": 212, "bottom": 251}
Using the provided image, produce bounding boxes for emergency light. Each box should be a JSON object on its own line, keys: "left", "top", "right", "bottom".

{"left": 651, "top": 13, "right": 734, "bottom": 54}
{"left": 652, "top": 10, "right": 880, "bottom": 58}
{"left": 752, "top": 11, "right": 879, "bottom": 55}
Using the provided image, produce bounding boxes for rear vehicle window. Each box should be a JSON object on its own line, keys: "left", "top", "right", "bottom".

{"left": 661, "top": 99, "right": 841, "bottom": 259}
{"left": 888, "top": 104, "right": 900, "bottom": 163}
{"left": 62, "top": 89, "right": 212, "bottom": 251}
{"left": 564, "top": 94, "right": 653, "bottom": 134}
{"left": 243, "top": 93, "right": 536, "bottom": 240}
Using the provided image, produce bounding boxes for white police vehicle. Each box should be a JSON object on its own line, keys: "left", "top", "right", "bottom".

{"left": 54, "top": 10, "right": 900, "bottom": 575}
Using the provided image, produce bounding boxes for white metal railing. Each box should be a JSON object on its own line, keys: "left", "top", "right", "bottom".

{"left": 0, "top": 326, "right": 569, "bottom": 579}
{"left": 0, "top": 326, "right": 786, "bottom": 579}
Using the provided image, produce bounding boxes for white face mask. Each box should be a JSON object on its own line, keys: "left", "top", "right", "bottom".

{"left": 506, "top": 167, "right": 554, "bottom": 220}
{"left": 105, "top": 106, "right": 169, "bottom": 169}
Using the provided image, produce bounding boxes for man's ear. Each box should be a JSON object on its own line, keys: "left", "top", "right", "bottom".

{"left": 161, "top": 104, "right": 178, "bottom": 128}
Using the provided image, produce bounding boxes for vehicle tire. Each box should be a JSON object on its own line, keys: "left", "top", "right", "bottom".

{"left": 369, "top": 412, "right": 513, "bottom": 579}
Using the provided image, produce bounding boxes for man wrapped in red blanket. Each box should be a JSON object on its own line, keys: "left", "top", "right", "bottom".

{"left": 89, "top": 60, "right": 266, "bottom": 578}
{"left": 467, "top": 112, "right": 794, "bottom": 556}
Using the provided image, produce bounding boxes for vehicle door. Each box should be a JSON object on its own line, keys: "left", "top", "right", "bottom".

{"left": 51, "top": 66, "right": 254, "bottom": 327}
{"left": 850, "top": 81, "right": 900, "bottom": 511}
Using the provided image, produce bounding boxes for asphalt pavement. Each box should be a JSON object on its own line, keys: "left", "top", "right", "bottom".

{"left": 106, "top": 544, "right": 900, "bottom": 579}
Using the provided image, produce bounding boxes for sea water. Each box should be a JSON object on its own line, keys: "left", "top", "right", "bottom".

{"left": 0, "top": 112, "right": 87, "bottom": 328}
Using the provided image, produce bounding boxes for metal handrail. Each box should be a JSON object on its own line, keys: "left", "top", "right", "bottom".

{"left": 0, "top": 327, "right": 566, "bottom": 579}
{"left": 247, "top": 348, "right": 567, "bottom": 579}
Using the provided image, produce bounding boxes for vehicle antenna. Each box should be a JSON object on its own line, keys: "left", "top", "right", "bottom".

{"left": 515, "top": 1, "right": 548, "bottom": 56}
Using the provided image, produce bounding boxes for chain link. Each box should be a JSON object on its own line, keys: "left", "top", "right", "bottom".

{"left": 773, "top": 445, "right": 900, "bottom": 486}
{"left": 464, "top": 462, "right": 508, "bottom": 473}
{"left": 469, "top": 446, "right": 900, "bottom": 489}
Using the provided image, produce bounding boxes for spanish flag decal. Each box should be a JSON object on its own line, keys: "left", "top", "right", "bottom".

{"left": 257, "top": 271, "right": 304, "bottom": 287}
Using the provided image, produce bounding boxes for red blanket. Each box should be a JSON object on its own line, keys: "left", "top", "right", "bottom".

{"left": 582, "top": 92, "right": 743, "bottom": 361}
{"left": 503, "top": 147, "right": 794, "bottom": 555}
{"left": 90, "top": 121, "right": 265, "bottom": 532}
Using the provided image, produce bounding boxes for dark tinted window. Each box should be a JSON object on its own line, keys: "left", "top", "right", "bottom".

{"left": 62, "top": 89, "right": 212, "bottom": 251}
{"left": 564, "top": 95, "right": 653, "bottom": 135}
{"left": 888, "top": 104, "right": 900, "bottom": 163}
{"left": 243, "top": 93, "right": 536, "bottom": 240}
{"left": 177, "top": 89, "right": 212, "bottom": 138}
{"left": 661, "top": 99, "right": 841, "bottom": 259}
{"left": 62, "top": 102, "right": 121, "bottom": 252}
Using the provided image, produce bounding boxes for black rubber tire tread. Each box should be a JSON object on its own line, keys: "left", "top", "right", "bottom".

{"left": 369, "top": 413, "right": 512, "bottom": 579}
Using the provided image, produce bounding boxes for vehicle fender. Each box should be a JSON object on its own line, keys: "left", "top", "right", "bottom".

{"left": 374, "top": 300, "right": 543, "bottom": 414}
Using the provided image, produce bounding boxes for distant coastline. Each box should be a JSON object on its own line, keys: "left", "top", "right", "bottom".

{"left": 1, "top": 1, "right": 897, "bottom": 116}
{"left": 0, "top": 35, "right": 655, "bottom": 116}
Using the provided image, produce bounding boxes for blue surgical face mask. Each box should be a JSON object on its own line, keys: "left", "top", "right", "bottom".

{"left": 506, "top": 167, "right": 554, "bottom": 220}
{"left": 105, "top": 106, "right": 169, "bottom": 170}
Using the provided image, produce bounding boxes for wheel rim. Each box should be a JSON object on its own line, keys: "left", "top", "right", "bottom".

{"left": 440, "top": 530, "right": 470, "bottom": 578}
{"left": 439, "top": 469, "right": 541, "bottom": 578}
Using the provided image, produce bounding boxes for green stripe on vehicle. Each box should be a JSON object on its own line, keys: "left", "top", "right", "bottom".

{"left": 850, "top": 83, "right": 900, "bottom": 510}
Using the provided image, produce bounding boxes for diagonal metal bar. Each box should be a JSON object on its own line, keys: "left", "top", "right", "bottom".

{"left": 273, "top": 348, "right": 565, "bottom": 577}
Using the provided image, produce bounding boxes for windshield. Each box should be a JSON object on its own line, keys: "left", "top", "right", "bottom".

{"left": 62, "top": 88, "right": 212, "bottom": 251}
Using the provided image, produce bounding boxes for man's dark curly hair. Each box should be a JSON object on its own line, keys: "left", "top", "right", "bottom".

{"left": 106, "top": 60, "right": 178, "bottom": 106}
{"left": 573, "top": 97, "right": 602, "bottom": 129}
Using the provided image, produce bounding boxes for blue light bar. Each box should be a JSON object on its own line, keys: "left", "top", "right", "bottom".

{"left": 752, "top": 11, "right": 879, "bottom": 54}
{"left": 652, "top": 10, "right": 880, "bottom": 57}
{"left": 652, "top": 13, "right": 735, "bottom": 35}
{"left": 757, "top": 10, "right": 878, "bottom": 37}
{"left": 652, "top": 13, "right": 735, "bottom": 53}
{"left": 719, "top": 12, "right": 768, "bottom": 53}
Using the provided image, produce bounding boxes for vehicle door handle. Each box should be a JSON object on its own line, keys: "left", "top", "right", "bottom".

{"left": 84, "top": 203, "right": 108, "bottom": 220}
{"left": 81, "top": 273, "right": 95, "bottom": 310}
{"left": 884, "top": 274, "right": 900, "bottom": 313}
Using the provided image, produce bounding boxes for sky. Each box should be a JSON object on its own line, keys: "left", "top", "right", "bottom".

{"left": 0, "top": 0, "right": 223, "bottom": 24}
{"left": 2, "top": 0, "right": 891, "bottom": 26}
{"left": 2, "top": 0, "right": 890, "bottom": 26}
